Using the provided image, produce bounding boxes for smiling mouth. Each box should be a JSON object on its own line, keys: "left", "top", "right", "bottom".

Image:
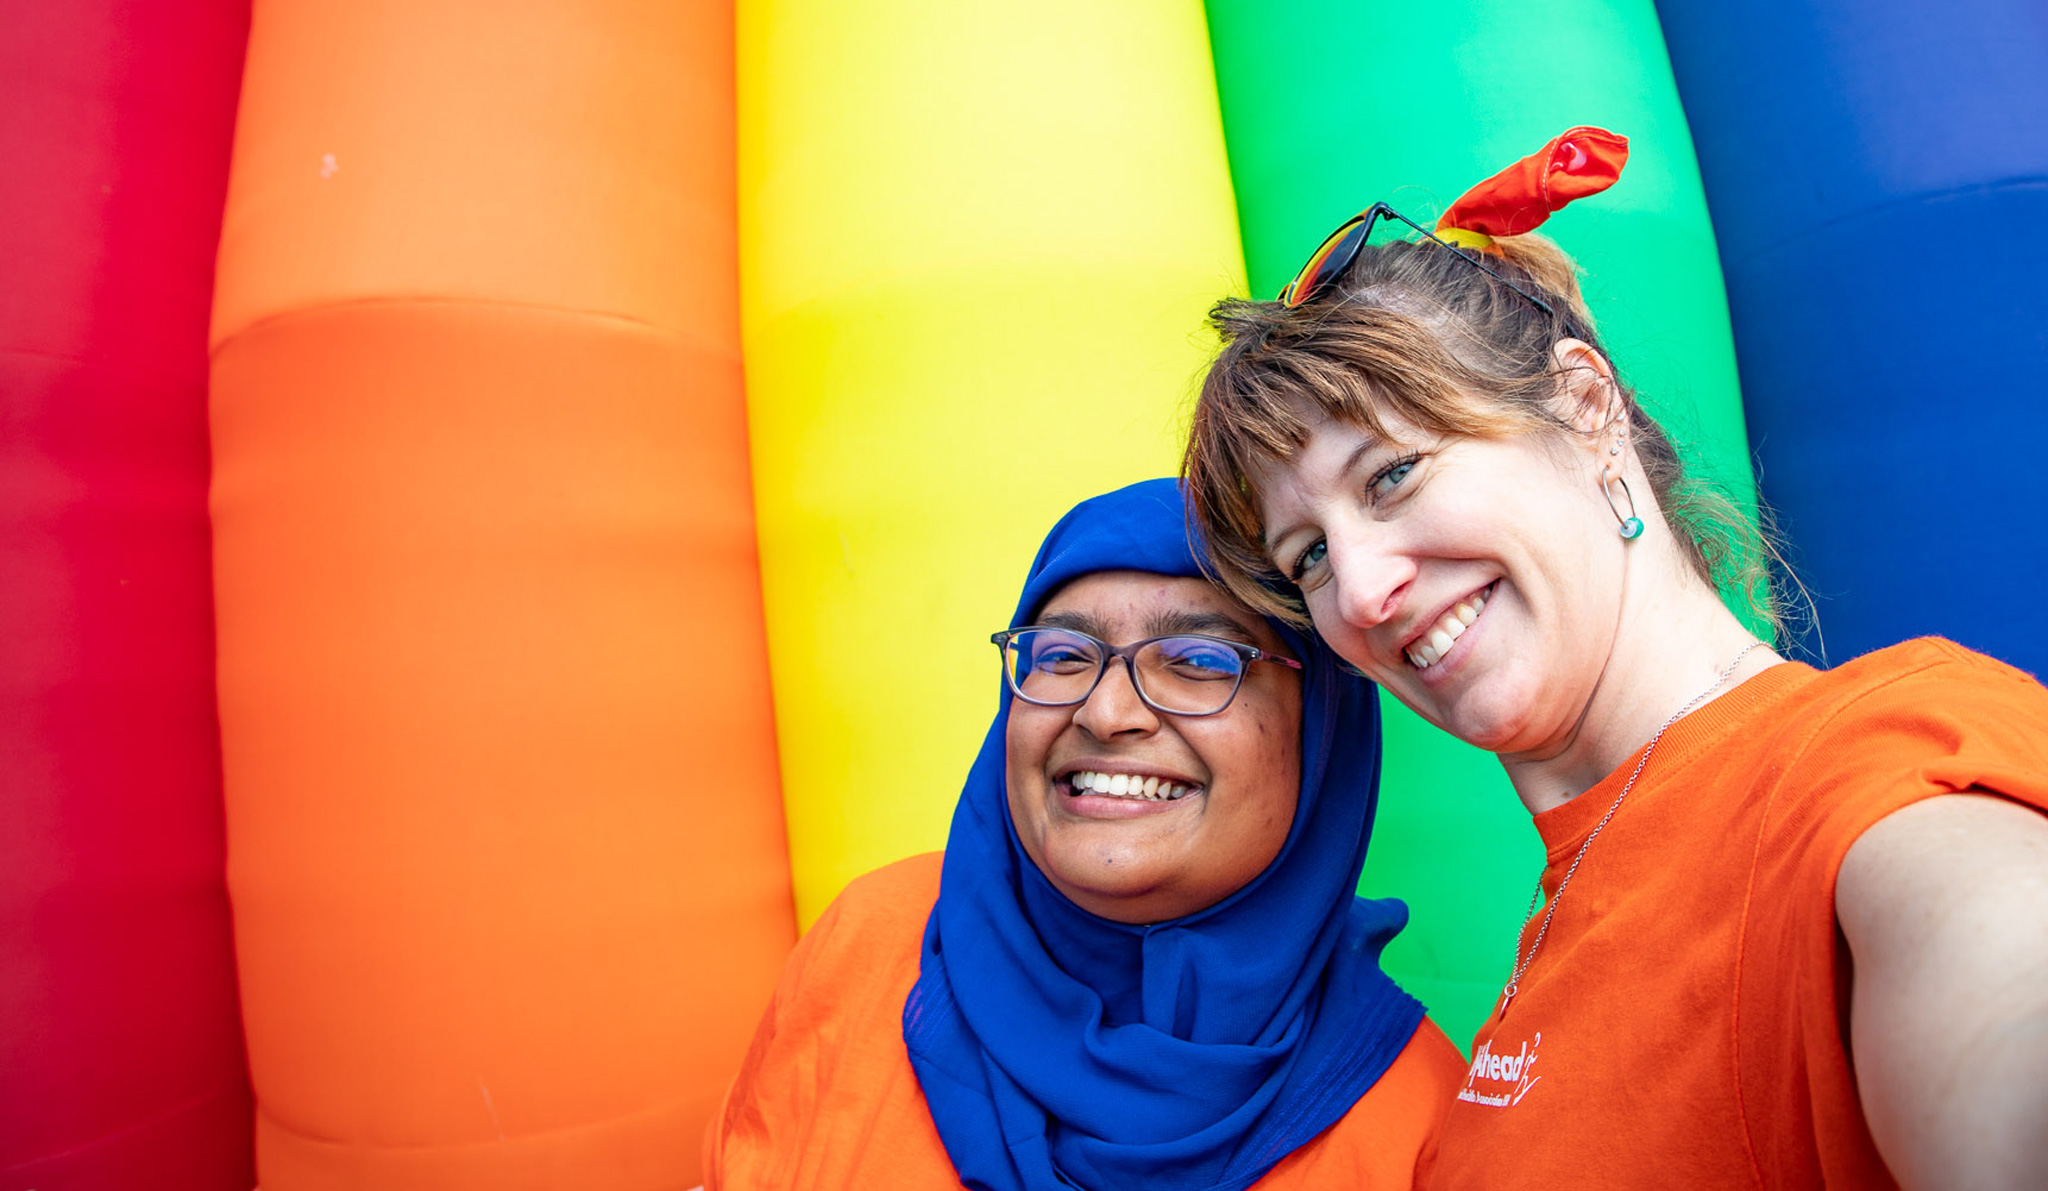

{"left": 1062, "top": 769, "right": 1198, "bottom": 802}
{"left": 1405, "top": 582, "right": 1495, "bottom": 671}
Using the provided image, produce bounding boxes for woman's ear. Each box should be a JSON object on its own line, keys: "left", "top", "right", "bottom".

{"left": 1548, "top": 338, "right": 1623, "bottom": 435}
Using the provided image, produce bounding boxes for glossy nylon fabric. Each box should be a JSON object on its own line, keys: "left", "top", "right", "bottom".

{"left": 904, "top": 478, "right": 1424, "bottom": 1191}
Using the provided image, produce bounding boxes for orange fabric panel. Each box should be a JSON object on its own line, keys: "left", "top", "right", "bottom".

{"left": 705, "top": 854, "right": 1467, "bottom": 1189}
{"left": 1423, "top": 641, "right": 2048, "bottom": 1190}
{"left": 210, "top": 3, "right": 793, "bottom": 1186}
{"left": 214, "top": 303, "right": 793, "bottom": 1188}
{"left": 212, "top": 0, "right": 736, "bottom": 342}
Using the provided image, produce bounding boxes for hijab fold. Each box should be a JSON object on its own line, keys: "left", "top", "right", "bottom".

{"left": 904, "top": 479, "right": 1424, "bottom": 1191}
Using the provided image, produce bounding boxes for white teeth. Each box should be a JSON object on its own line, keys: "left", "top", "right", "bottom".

{"left": 1408, "top": 586, "right": 1493, "bottom": 671}
{"left": 1066, "top": 771, "right": 1191, "bottom": 801}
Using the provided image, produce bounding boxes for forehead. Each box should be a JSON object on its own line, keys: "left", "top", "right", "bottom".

{"left": 1251, "top": 412, "right": 1413, "bottom": 531}
{"left": 1289, "top": 406, "right": 1425, "bottom": 467}
{"left": 1036, "top": 570, "right": 1287, "bottom": 653}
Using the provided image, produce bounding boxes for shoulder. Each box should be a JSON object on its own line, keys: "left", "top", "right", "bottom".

{"left": 1830, "top": 640, "right": 2048, "bottom": 909}
{"left": 796, "top": 852, "right": 944, "bottom": 976}
{"left": 1833, "top": 636, "right": 2048, "bottom": 931}
{"left": 1254, "top": 1019, "right": 1464, "bottom": 1188}
{"left": 709, "top": 852, "right": 954, "bottom": 1187}
{"left": 818, "top": 852, "right": 945, "bottom": 932}
{"left": 742, "top": 852, "right": 944, "bottom": 1087}
{"left": 1755, "top": 639, "right": 2048, "bottom": 841}
{"left": 1368, "top": 1017, "right": 1469, "bottom": 1108}
{"left": 1797, "top": 637, "right": 2048, "bottom": 731}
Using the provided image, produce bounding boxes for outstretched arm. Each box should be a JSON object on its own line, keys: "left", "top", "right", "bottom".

{"left": 1837, "top": 793, "right": 2048, "bottom": 1191}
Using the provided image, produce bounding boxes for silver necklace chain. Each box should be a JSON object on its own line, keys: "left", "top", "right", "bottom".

{"left": 1498, "top": 640, "right": 1768, "bottom": 1012}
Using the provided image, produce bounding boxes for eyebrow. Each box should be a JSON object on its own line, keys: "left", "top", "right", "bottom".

{"left": 1261, "top": 434, "right": 1385, "bottom": 554}
{"left": 1148, "top": 609, "right": 1262, "bottom": 645}
{"left": 1036, "top": 607, "right": 1262, "bottom": 646}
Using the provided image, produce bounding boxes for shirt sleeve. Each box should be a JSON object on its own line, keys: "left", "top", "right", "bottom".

{"left": 1737, "top": 642, "right": 2048, "bottom": 1189}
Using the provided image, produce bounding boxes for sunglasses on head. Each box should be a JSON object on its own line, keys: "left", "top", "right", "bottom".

{"left": 1277, "top": 202, "right": 1576, "bottom": 336}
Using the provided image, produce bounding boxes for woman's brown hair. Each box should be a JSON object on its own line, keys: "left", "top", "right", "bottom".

{"left": 1182, "top": 230, "right": 1778, "bottom": 632}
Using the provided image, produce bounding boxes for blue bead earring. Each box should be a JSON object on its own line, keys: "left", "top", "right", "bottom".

{"left": 1602, "top": 463, "right": 1645, "bottom": 539}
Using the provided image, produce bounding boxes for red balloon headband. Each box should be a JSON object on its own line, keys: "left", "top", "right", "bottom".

{"left": 1435, "top": 126, "right": 1630, "bottom": 248}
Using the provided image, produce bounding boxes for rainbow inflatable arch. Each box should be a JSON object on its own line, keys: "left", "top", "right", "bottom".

{"left": 6, "top": 1, "right": 2042, "bottom": 1186}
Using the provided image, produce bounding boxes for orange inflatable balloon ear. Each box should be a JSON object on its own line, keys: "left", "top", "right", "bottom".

{"left": 209, "top": 3, "right": 793, "bottom": 1187}
{"left": 1437, "top": 126, "right": 1629, "bottom": 237}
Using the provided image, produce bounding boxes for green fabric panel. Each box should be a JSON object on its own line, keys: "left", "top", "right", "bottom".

{"left": 1204, "top": 0, "right": 1754, "bottom": 1052}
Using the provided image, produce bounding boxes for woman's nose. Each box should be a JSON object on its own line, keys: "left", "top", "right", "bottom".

{"left": 1071, "top": 657, "right": 1161, "bottom": 738}
{"left": 1323, "top": 536, "right": 1416, "bottom": 631}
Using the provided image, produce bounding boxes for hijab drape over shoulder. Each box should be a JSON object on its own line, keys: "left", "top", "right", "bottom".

{"left": 904, "top": 478, "right": 1424, "bottom": 1191}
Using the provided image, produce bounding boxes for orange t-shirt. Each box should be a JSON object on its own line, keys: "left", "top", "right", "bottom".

{"left": 707, "top": 852, "right": 1466, "bottom": 1190}
{"left": 1422, "top": 639, "right": 2048, "bottom": 1190}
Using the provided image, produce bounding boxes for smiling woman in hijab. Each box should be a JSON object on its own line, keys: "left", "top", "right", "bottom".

{"left": 704, "top": 478, "right": 1463, "bottom": 1190}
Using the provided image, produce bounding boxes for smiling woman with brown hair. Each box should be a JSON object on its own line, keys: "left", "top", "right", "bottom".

{"left": 704, "top": 479, "right": 1463, "bottom": 1190}
{"left": 1182, "top": 129, "right": 2048, "bottom": 1190}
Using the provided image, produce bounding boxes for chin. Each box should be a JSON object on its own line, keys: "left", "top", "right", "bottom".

{"left": 1045, "top": 845, "right": 1158, "bottom": 900}
{"left": 1415, "top": 684, "right": 1537, "bottom": 754}
{"left": 1038, "top": 843, "right": 1182, "bottom": 920}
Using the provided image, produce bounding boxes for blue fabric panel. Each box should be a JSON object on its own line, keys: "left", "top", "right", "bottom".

{"left": 1654, "top": 0, "right": 2048, "bottom": 674}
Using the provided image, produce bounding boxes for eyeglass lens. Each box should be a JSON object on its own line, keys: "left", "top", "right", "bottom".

{"left": 1002, "top": 628, "right": 1247, "bottom": 716}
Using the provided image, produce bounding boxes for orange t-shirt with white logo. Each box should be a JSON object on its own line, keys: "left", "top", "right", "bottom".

{"left": 1421, "top": 639, "right": 2048, "bottom": 1190}
{"left": 707, "top": 852, "right": 1466, "bottom": 1190}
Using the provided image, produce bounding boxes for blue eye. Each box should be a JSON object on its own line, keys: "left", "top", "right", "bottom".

{"left": 1370, "top": 456, "right": 1417, "bottom": 498}
{"left": 1289, "top": 539, "right": 1327, "bottom": 582}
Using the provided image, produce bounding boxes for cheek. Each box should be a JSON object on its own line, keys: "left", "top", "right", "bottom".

{"left": 1256, "top": 711, "right": 1301, "bottom": 786}
{"left": 1003, "top": 713, "right": 1058, "bottom": 823}
{"left": 1230, "top": 703, "right": 1303, "bottom": 833}
{"left": 1005, "top": 704, "right": 1058, "bottom": 769}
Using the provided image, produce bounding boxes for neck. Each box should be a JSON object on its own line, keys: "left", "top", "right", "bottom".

{"left": 1501, "top": 551, "right": 1776, "bottom": 816}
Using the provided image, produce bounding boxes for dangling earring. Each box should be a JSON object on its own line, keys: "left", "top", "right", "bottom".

{"left": 1602, "top": 466, "right": 1644, "bottom": 539}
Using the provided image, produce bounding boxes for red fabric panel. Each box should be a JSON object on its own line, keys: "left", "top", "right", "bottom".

{"left": 0, "top": 2, "right": 255, "bottom": 1186}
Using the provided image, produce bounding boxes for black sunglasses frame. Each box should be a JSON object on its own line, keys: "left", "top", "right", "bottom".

{"left": 1279, "top": 201, "right": 1582, "bottom": 339}
{"left": 990, "top": 627, "right": 1302, "bottom": 719}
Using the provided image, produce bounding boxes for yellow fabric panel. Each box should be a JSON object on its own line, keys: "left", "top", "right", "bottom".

{"left": 738, "top": 0, "right": 1247, "bottom": 925}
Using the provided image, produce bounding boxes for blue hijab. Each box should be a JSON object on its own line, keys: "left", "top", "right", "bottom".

{"left": 904, "top": 479, "right": 1423, "bottom": 1191}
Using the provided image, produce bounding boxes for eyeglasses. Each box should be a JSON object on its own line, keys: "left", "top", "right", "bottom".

{"left": 991, "top": 627, "right": 1302, "bottom": 718}
{"left": 1277, "top": 201, "right": 1574, "bottom": 335}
